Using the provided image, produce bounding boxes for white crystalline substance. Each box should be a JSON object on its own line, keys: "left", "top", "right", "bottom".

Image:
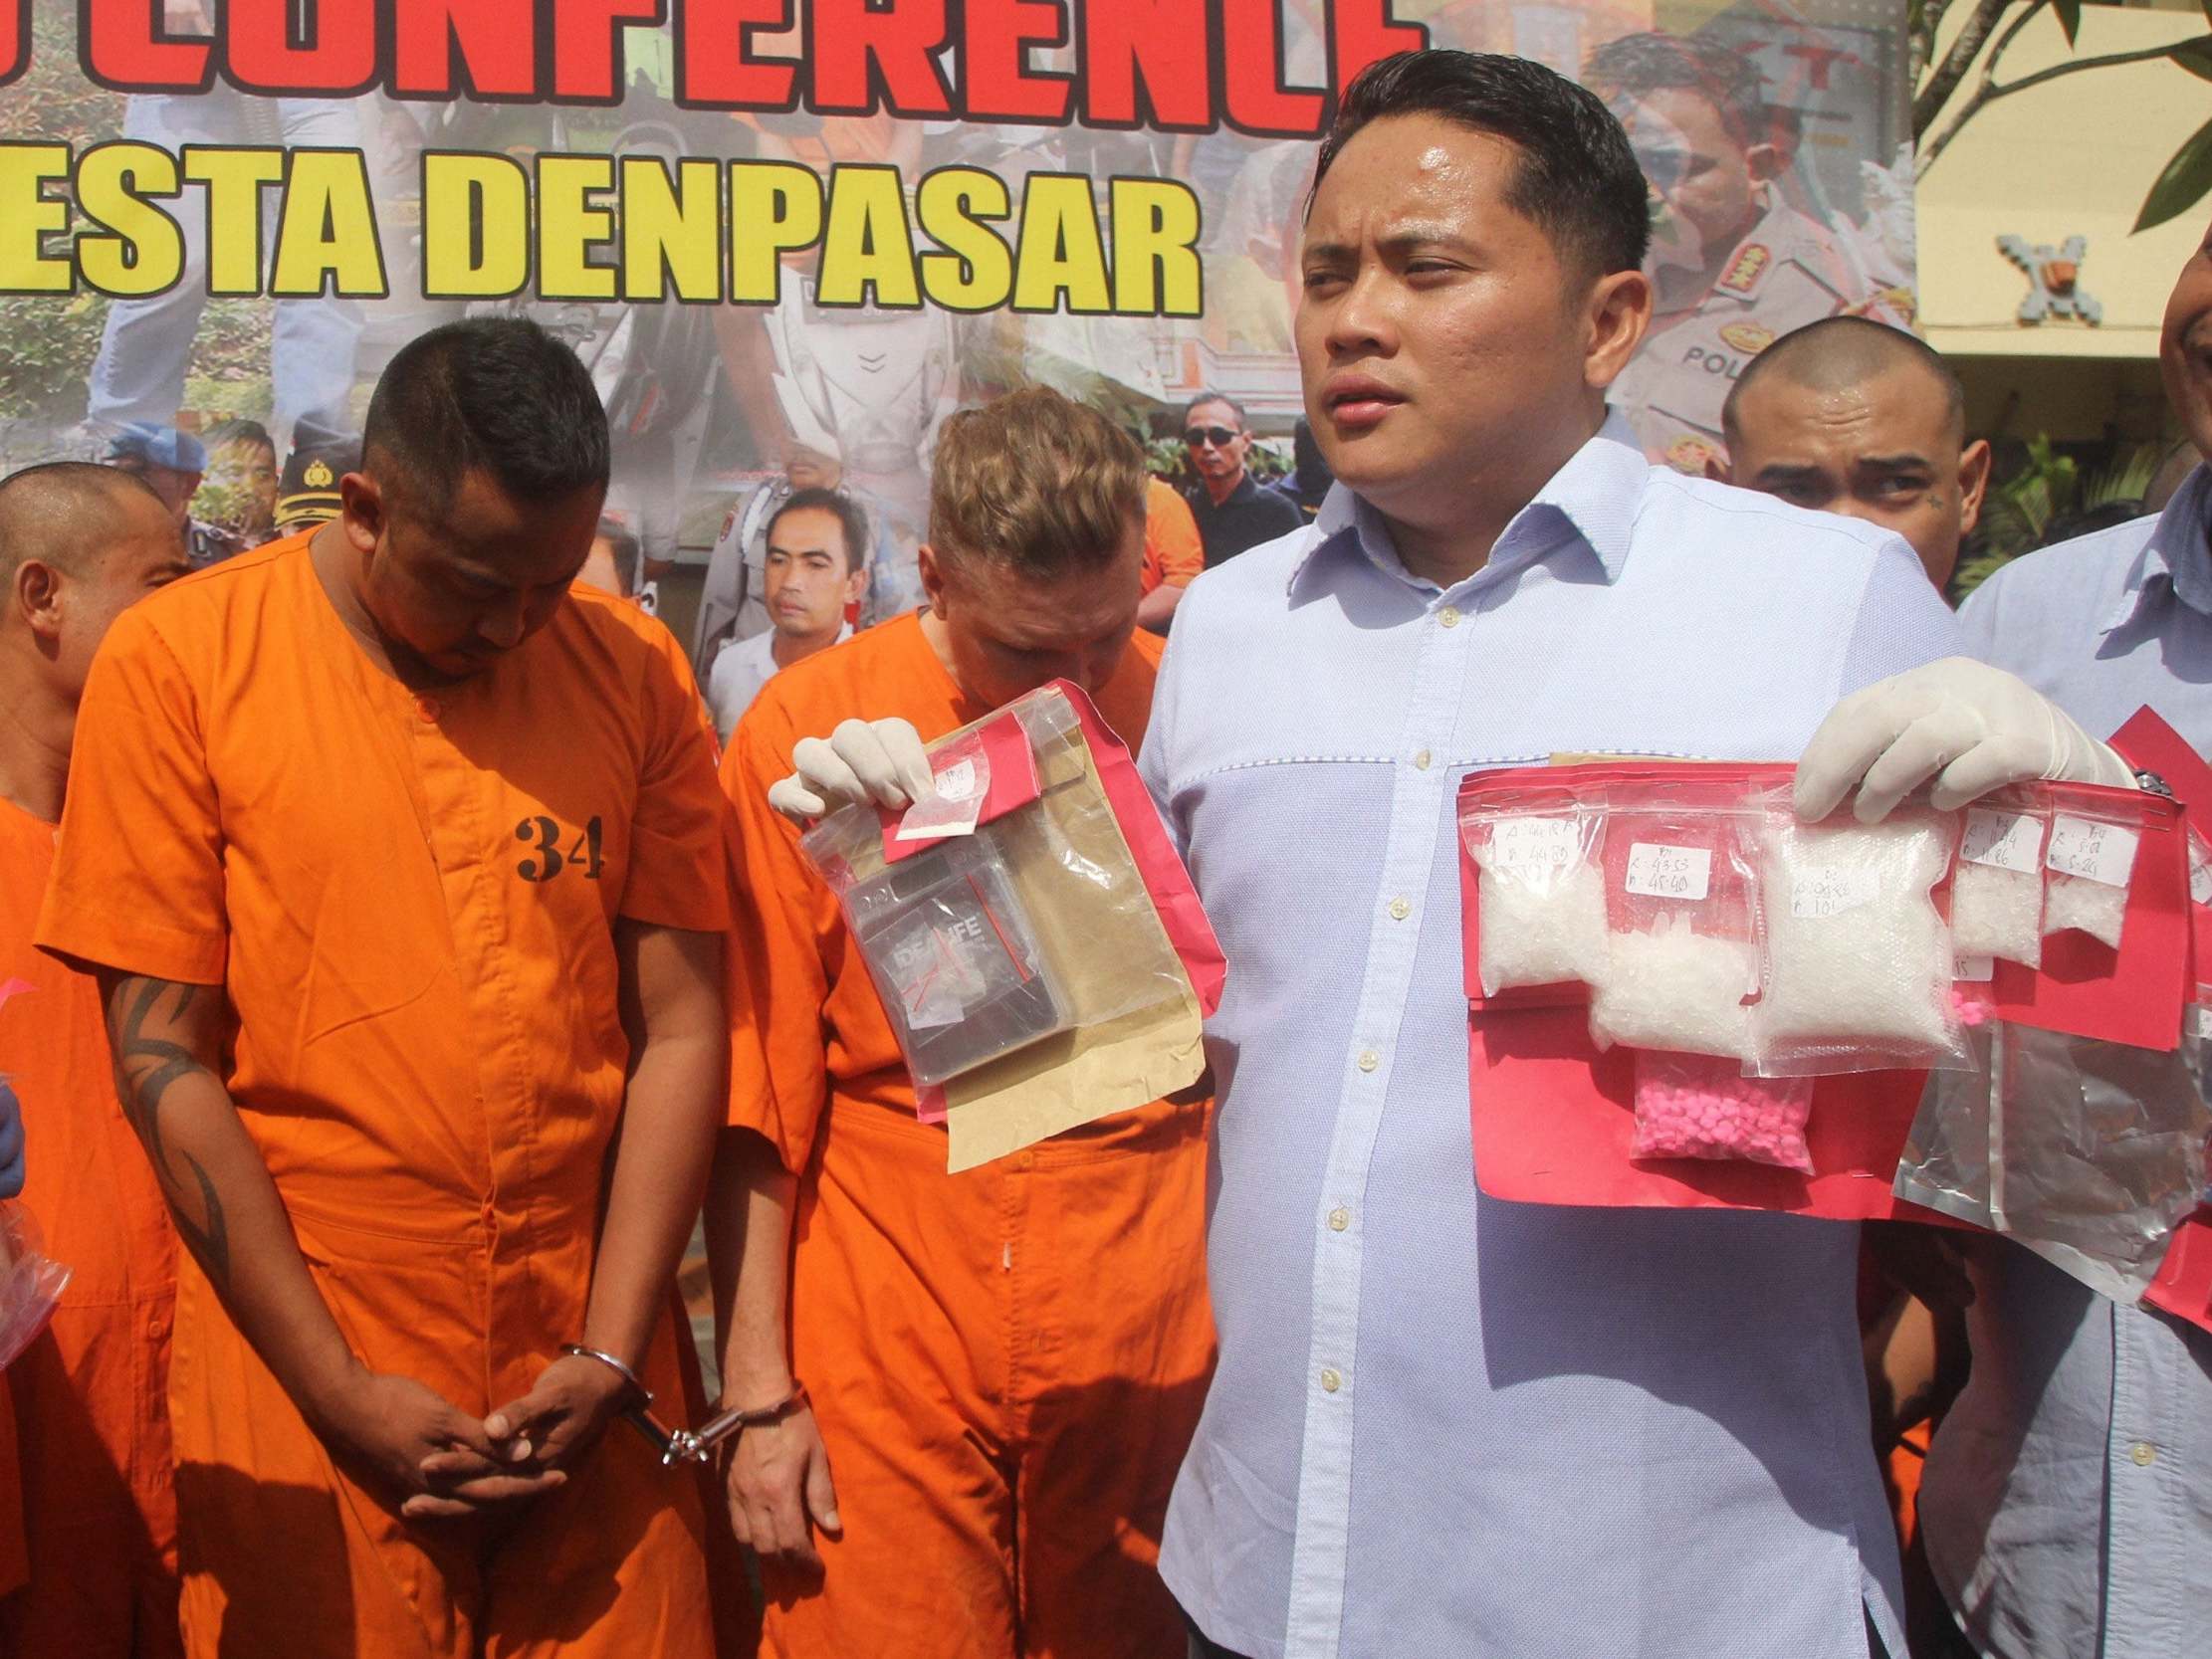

{"left": 1756, "top": 817, "right": 1955, "bottom": 1055}
{"left": 2044, "top": 870, "right": 2127, "bottom": 949}
{"left": 1474, "top": 856, "right": 1610, "bottom": 995}
{"left": 1588, "top": 912, "right": 1756, "bottom": 1060}
{"left": 1950, "top": 860, "right": 2044, "bottom": 967}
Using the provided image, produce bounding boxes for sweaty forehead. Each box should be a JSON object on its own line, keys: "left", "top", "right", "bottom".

{"left": 1736, "top": 364, "right": 1957, "bottom": 456}
{"left": 1311, "top": 116, "right": 1517, "bottom": 233}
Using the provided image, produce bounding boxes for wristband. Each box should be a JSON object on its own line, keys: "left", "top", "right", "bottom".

{"left": 559, "top": 1343, "right": 652, "bottom": 1406}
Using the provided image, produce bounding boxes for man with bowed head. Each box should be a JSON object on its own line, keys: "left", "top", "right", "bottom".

{"left": 713, "top": 384, "right": 1213, "bottom": 1659}
{"left": 781, "top": 51, "right": 2137, "bottom": 1659}
{"left": 36, "top": 317, "right": 732, "bottom": 1659}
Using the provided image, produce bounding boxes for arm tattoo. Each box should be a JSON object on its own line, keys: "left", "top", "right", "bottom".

{"left": 110, "top": 978, "right": 232, "bottom": 1290}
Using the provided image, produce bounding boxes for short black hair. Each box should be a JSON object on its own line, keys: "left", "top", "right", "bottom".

{"left": 767, "top": 487, "right": 870, "bottom": 576}
{"left": 591, "top": 517, "right": 642, "bottom": 596}
{"left": 204, "top": 418, "right": 275, "bottom": 458}
{"left": 1583, "top": 32, "right": 1768, "bottom": 149}
{"left": 1183, "top": 390, "right": 1248, "bottom": 429}
{"left": 1309, "top": 50, "right": 1650, "bottom": 280}
{"left": 362, "top": 317, "right": 609, "bottom": 509}
{"left": 1723, "top": 316, "right": 1966, "bottom": 445}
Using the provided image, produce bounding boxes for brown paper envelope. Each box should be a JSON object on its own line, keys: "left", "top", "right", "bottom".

{"left": 941, "top": 990, "right": 1206, "bottom": 1172}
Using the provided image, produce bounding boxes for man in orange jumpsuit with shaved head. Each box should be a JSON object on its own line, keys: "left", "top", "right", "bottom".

{"left": 37, "top": 318, "right": 730, "bottom": 1658}
{"left": 0, "top": 461, "right": 195, "bottom": 1655}
{"left": 709, "top": 385, "right": 1216, "bottom": 1659}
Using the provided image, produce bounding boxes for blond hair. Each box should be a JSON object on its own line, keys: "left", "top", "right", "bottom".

{"left": 929, "top": 386, "right": 1147, "bottom": 577}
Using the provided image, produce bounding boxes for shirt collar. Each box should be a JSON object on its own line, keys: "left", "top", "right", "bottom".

{"left": 2100, "top": 463, "right": 2212, "bottom": 633}
{"left": 1204, "top": 472, "right": 1257, "bottom": 509}
{"left": 1292, "top": 411, "right": 1648, "bottom": 598}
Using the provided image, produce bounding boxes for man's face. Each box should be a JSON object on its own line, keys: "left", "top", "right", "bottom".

{"left": 922, "top": 516, "right": 1144, "bottom": 710}
{"left": 1620, "top": 88, "right": 1764, "bottom": 266}
{"left": 55, "top": 493, "right": 194, "bottom": 696}
{"left": 344, "top": 464, "right": 603, "bottom": 683}
{"left": 763, "top": 506, "right": 862, "bottom": 639}
{"left": 1184, "top": 399, "right": 1250, "bottom": 487}
{"left": 783, "top": 444, "right": 841, "bottom": 494}
{"left": 2161, "top": 218, "right": 2212, "bottom": 465}
{"left": 1298, "top": 114, "right": 1624, "bottom": 528}
{"left": 206, "top": 439, "right": 279, "bottom": 535}
{"left": 1723, "top": 365, "right": 1989, "bottom": 588}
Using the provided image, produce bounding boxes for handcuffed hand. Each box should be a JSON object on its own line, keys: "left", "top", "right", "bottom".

{"left": 1795, "top": 657, "right": 2132, "bottom": 824}
{"left": 768, "top": 717, "right": 935, "bottom": 822}
{"left": 323, "top": 1369, "right": 566, "bottom": 1521}
{"left": 721, "top": 1381, "right": 841, "bottom": 1569}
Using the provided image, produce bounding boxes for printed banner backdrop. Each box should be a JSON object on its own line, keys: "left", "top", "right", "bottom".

{"left": 0, "top": 0, "right": 1913, "bottom": 659}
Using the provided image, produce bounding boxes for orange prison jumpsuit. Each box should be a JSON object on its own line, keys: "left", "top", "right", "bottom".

{"left": 1141, "top": 481, "right": 1204, "bottom": 596}
{"left": 36, "top": 536, "right": 730, "bottom": 1659}
{"left": 721, "top": 613, "right": 1216, "bottom": 1659}
{"left": 0, "top": 799, "right": 181, "bottom": 1655}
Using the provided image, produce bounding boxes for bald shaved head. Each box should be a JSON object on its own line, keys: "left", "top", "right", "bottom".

{"left": 1723, "top": 316, "right": 1964, "bottom": 447}
{"left": 1, "top": 460, "right": 191, "bottom": 703}
{"left": 1717, "top": 317, "right": 1987, "bottom": 589}
{"left": 0, "top": 462, "right": 169, "bottom": 587}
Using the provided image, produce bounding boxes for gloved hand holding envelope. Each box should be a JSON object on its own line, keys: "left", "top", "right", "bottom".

{"left": 790, "top": 683, "right": 1223, "bottom": 1171}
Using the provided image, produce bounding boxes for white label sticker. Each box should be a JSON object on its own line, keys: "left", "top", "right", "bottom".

{"left": 1487, "top": 817, "right": 1581, "bottom": 871}
{"left": 1962, "top": 809, "right": 2044, "bottom": 874}
{"left": 1955, "top": 954, "right": 1994, "bottom": 983}
{"left": 1790, "top": 865, "right": 1881, "bottom": 920}
{"left": 2189, "top": 831, "right": 2212, "bottom": 908}
{"left": 894, "top": 748, "right": 993, "bottom": 842}
{"left": 1624, "top": 842, "right": 1712, "bottom": 902}
{"left": 2046, "top": 815, "right": 2141, "bottom": 888}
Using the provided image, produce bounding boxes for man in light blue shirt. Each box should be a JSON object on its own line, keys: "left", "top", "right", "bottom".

{"left": 761, "top": 51, "right": 2135, "bottom": 1659}
{"left": 1136, "top": 53, "right": 2123, "bottom": 1659}
{"left": 1918, "top": 219, "right": 2212, "bottom": 1659}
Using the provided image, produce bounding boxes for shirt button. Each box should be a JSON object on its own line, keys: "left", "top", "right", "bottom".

{"left": 1438, "top": 606, "right": 1461, "bottom": 629}
{"left": 1320, "top": 1367, "right": 1342, "bottom": 1393}
{"left": 1356, "top": 1049, "right": 1379, "bottom": 1073}
{"left": 2130, "top": 1440, "right": 2157, "bottom": 1467}
{"left": 1016, "top": 1150, "right": 1036, "bottom": 1171}
{"left": 1387, "top": 897, "right": 1411, "bottom": 921}
{"left": 1327, "top": 1206, "right": 1350, "bottom": 1232}
{"left": 1413, "top": 749, "right": 1433, "bottom": 770}
{"left": 414, "top": 696, "right": 440, "bottom": 721}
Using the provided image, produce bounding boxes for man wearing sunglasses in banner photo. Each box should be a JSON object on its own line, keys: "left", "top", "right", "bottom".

{"left": 1181, "top": 393, "right": 1303, "bottom": 570}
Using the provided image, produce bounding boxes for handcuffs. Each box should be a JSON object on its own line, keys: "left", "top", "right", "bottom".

{"left": 561, "top": 1343, "right": 808, "bottom": 1468}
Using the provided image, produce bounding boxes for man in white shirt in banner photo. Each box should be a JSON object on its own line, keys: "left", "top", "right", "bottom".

{"left": 1912, "top": 217, "right": 2212, "bottom": 1659}
{"left": 707, "top": 489, "right": 867, "bottom": 744}
{"left": 773, "top": 50, "right": 2138, "bottom": 1659}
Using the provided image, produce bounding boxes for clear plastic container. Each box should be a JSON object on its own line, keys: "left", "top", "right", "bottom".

{"left": 843, "top": 836, "right": 1071, "bottom": 1086}
{"left": 802, "top": 686, "right": 1196, "bottom": 1096}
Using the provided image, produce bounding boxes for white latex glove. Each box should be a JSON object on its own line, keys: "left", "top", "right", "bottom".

{"left": 767, "top": 718, "right": 936, "bottom": 822}
{"left": 1795, "top": 657, "right": 2133, "bottom": 824}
